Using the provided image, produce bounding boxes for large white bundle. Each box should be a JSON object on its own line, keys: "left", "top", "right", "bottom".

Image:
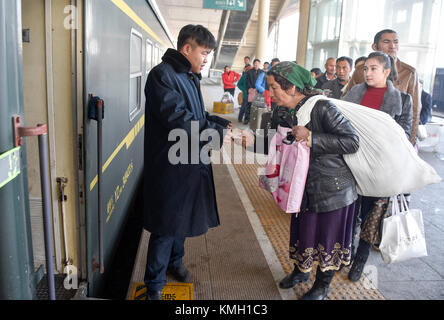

{"left": 297, "top": 95, "right": 441, "bottom": 197}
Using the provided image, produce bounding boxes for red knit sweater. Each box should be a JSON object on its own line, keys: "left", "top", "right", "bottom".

{"left": 360, "top": 86, "right": 387, "bottom": 110}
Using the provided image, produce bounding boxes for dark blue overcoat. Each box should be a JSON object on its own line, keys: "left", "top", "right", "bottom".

{"left": 143, "top": 49, "right": 230, "bottom": 237}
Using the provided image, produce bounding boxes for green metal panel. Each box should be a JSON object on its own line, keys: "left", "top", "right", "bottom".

{"left": 203, "top": 0, "right": 247, "bottom": 11}
{"left": 0, "top": 0, "right": 36, "bottom": 300}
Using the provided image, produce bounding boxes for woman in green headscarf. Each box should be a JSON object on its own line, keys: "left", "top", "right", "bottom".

{"left": 235, "top": 62, "right": 360, "bottom": 300}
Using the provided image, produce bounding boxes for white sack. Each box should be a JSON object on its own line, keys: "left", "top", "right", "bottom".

{"left": 297, "top": 95, "right": 441, "bottom": 197}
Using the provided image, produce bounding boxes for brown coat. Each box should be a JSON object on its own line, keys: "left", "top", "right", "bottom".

{"left": 342, "top": 58, "right": 421, "bottom": 144}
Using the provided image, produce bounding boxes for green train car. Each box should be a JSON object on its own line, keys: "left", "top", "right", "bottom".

{"left": 0, "top": 0, "right": 173, "bottom": 299}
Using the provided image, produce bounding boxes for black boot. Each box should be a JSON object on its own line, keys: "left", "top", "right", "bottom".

{"left": 301, "top": 267, "right": 334, "bottom": 300}
{"left": 348, "top": 253, "right": 368, "bottom": 282}
{"left": 279, "top": 264, "right": 309, "bottom": 289}
{"left": 167, "top": 264, "right": 191, "bottom": 283}
{"left": 146, "top": 289, "right": 162, "bottom": 300}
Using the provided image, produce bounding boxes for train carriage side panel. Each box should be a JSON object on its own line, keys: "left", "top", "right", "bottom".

{"left": 83, "top": 0, "right": 170, "bottom": 297}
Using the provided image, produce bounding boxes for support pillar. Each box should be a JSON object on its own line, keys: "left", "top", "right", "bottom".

{"left": 296, "top": 0, "right": 310, "bottom": 67}
{"left": 256, "top": 0, "right": 270, "bottom": 62}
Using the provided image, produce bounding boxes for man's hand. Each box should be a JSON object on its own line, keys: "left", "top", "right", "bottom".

{"left": 232, "top": 128, "right": 255, "bottom": 148}
{"left": 223, "top": 129, "right": 233, "bottom": 145}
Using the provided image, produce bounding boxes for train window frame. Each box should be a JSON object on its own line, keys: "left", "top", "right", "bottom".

{"left": 152, "top": 44, "right": 158, "bottom": 67}
{"left": 156, "top": 47, "right": 161, "bottom": 64}
{"left": 129, "top": 28, "right": 143, "bottom": 122}
{"left": 146, "top": 39, "right": 153, "bottom": 74}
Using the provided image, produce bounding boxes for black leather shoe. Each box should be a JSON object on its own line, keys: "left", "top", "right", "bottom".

{"left": 146, "top": 290, "right": 162, "bottom": 300}
{"left": 243, "top": 120, "right": 249, "bottom": 125}
{"left": 279, "top": 266, "right": 309, "bottom": 289}
{"left": 168, "top": 264, "right": 191, "bottom": 283}
{"left": 301, "top": 283, "right": 329, "bottom": 300}
{"left": 348, "top": 254, "right": 367, "bottom": 282}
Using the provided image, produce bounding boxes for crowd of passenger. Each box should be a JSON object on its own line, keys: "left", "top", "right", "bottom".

{"left": 142, "top": 24, "right": 435, "bottom": 301}
{"left": 219, "top": 28, "right": 434, "bottom": 300}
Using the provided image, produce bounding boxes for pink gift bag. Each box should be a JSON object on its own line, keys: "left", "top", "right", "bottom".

{"left": 259, "top": 125, "right": 310, "bottom": 213}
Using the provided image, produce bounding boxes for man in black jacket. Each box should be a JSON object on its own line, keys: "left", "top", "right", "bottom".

{"left": 244, "top": 58, "right": 264, "bottom": 124}
{"left": 315, "top": 57, "right": 336, "bottom": 89}
{"left": 143, "top": 25, "right": 232, "bottom": 300}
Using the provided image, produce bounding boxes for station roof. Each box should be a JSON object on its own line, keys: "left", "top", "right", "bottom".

{"left": 153, "top": 0, "right": 298, "bottom": 72}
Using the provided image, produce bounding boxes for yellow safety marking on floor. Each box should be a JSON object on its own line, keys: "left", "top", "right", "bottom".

{"left": 89, "top": 114, "right": 144, "bottom": 191}
{"left": 232, "top": 159, "right": 385, "bottom": 300}
{"left": 109, "top": 0, "right": 166, "bottom": 47}
{"left": 130, "top": 282, "right": 193, "bottom": 300}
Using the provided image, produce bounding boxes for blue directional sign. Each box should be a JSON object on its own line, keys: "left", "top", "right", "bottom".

{"left": 203, "top": 0, "right": 247, "bottom": 11}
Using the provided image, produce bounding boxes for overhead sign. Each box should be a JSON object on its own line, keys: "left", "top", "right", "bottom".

{"left": 203, "top": 0, "right": 247, "bottom": 11}
{"left": 0, "top": 147, "right": 21, "bottom": 190}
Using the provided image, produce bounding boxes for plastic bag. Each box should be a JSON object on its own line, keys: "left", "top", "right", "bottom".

{"left": 296, "top": 95, "right": 442, "bottom": 197}
{"left": 259, "top": 125, "right": 310, "bottom": 213}
{"left": 221, "top": 92, "right": 234, "bottom": 104}
{"left": 379, "top": 194, "right": 428, "bottom": 264}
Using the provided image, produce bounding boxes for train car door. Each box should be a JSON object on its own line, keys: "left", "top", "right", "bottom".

{"left": 0, "top": 0, "right": 36, "bottom": 300}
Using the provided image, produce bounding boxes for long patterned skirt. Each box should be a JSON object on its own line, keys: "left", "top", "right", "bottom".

{"left": 289, "top": 201, "right": 356, "bottom": 273}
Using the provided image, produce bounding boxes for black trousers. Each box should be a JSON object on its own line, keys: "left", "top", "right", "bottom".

{"left": 144, "top": 233, "right": 185, "bottom": 291}
{"left": 352, "top": 195, "right": 380, "bottom": 260}
{"left": 224, "top": 88, "right": 235, "bottom": 96}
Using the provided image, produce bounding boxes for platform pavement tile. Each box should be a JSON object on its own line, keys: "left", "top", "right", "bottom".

{"left": 375, "top": 280, "right": 444, "bottom": 300}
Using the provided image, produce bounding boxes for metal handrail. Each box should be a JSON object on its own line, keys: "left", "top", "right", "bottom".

{"left": 13, "top": 116, "right": 56, "bottom": 300}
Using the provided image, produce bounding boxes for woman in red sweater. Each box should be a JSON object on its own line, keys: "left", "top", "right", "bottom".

{"left": 342, "top": 51, "right": 413, "bottom": 283}
{"left": 222, "top": 66, "right": 240, "bottom": 97}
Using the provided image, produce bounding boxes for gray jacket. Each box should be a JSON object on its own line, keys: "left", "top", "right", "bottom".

{"left": 342, "top": 80, "right": 413, "bottom": 139}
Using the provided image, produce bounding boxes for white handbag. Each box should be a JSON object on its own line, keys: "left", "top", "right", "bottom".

{"left": 379, "top": 195, "right": 428, "bottom": 264}
{"left": 417, "top": 124, "right": 428, "bottom": 141}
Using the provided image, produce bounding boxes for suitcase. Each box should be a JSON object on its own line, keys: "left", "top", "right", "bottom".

{"left": 249, "top": 105, "right": 272, "bottom": 137}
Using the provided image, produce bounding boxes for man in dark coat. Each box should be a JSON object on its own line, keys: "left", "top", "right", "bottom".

{"left": 244, "top": 58, "right": 264, "bottom": 124}
{"left": 419, "top": 79, "right": 433, "bottom": 124}
{"left": 143, "top": 24, "right": 232, "bottom": 300}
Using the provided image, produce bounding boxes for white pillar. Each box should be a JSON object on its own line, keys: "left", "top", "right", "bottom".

{"left": 256, "top": 0, "right": 270, "bottom": 62}
{"left": 296, "top": 0, "right": 310, "bottom": 67}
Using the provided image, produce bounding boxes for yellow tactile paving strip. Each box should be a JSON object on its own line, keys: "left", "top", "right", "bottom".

{"left": 232, "top": 161, "right": 385, "bottom": 300}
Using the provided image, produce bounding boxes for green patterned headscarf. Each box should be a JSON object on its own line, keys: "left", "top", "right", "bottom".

{"left": 269, "top": 61, "right": 317, "bottom": 90}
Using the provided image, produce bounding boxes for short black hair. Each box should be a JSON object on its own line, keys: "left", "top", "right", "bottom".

{"left": 355, "top": 56, "right": 366, "bottom": 67}
{"left": 177, "top": 24, "right": 216, "bottom": 51}
{"left": 336, "top": 56, "right": 353, "bottom": 69}
{"left": 271, "top": 58, "right": 280, "bottom": 64}
{"left": 310, "top": 68, "right": 322, "bottom": 76}
{"left": 253, "top": 58, "right": 261, "bottom": 64}
{"left": 244, "top": 56, "right": 250, "bottom": 60}
{"left": 373, "top": 29, "right": 397, "bottom": 46}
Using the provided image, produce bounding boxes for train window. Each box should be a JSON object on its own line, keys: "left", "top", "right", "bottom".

{"left": 152, "top": 45, "right": 158, "bottom": 67}
{"left": 156, "top": 47, "right": 161, "bottom": 64}
{"left": 130, "top": 29, "right": 143, "bottom": 121}
{"left": 146, "top": 40, "right": 153, "bottom": 73}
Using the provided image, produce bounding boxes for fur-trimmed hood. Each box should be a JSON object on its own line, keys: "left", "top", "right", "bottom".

{"left": 342, "top": 80, "right": 402, "bottom": 117}
{"left": 161, "top": 48, "right": 202, "bottom": 80}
